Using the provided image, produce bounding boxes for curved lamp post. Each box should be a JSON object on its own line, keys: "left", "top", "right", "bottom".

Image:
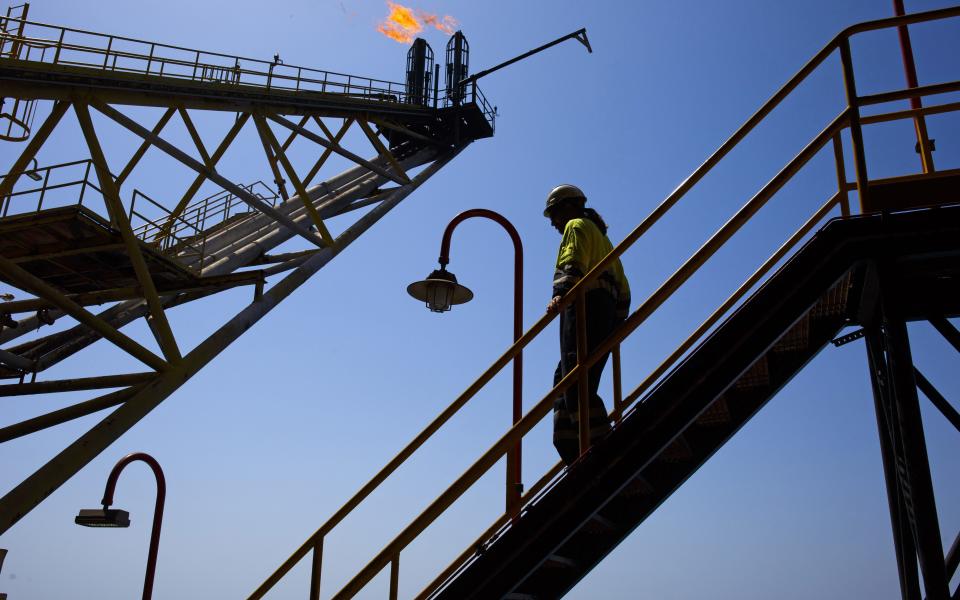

{"left": 75, "top": 452, "right": 166, "bottom": 600}
{"left": 408, "top": 208, "right": 524, "bottom": 512}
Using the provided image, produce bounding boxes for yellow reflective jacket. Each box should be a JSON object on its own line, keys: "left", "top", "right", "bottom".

{"left": 553, "top": 217, "right": 631, "bottom": 318}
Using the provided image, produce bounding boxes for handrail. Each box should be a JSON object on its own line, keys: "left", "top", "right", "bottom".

{"left": 247, "top": 6, "right": 960, "bottom": 599}
{"left": 0, "top": 16, "right": 497, "bottom": 128}
{"left": 0, "top": 159, "right": 101, "bottom": 216}
{"left": 334, "top": 105, "right": 851, "bottom": 600}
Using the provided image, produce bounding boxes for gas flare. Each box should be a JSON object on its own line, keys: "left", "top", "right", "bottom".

{"left": 377, "top": 2, "right": 458, "bottom": 44}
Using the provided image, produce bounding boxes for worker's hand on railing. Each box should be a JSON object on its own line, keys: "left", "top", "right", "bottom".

{"left": 546, "top": 295, "right": 562, "bottom": 314}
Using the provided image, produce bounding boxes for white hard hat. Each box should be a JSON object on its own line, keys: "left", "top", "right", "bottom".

{"left": 544, "top": 184, "right": 586, "bottom": 217}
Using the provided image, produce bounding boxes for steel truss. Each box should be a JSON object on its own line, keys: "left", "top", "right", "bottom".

{"left": 862, "top": 264, "right": 960, "bottom": 600}
{"left": 0, "top": 11, "right": 486, "bottom": 533}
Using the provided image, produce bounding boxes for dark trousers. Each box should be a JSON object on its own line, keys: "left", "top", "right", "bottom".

{"left": 553, "top": 289, "right": 618, "bottom": 465}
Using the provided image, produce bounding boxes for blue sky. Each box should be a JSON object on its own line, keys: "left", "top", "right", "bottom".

{"left": 1, "top": 1, "right": 959, "bottom": 598}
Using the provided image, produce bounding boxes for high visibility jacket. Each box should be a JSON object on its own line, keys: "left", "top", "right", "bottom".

{"left": 553, "top": 217, "right": 631, "bottom": 318}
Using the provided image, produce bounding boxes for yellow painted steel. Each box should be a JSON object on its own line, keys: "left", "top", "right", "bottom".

{"left": 266, "top": 111, "right": 408, "bottom": 186}
{"left": 0, "top": 373, "right": 154, "bottom": 396}
{"left": 280, "top": 115, "right": 310, "bottom": 153}
{"left": 0, "top": 385, "right": 146, "bottom": 443}
{"left": 0, "top": 100, "right": 68, "bottom": 201}
{"left": 154, "top": 113, "right": 250, "bottom": 244}
{"left": 575, "top": 287, "right": 590, "bottom": 455}
{"left": 0, "top": 254, "right": 168, "bottom": 371}
{"left": 249, "top": 9, "right": 960, "bottom": 597}
{"left": 253, "top": 114, "right": 335, "bottom": 246}
{"left": 74, "top": 102, "right": 182, "bottom": 363}
{"left": 618, "top": 192, "right": 844, "bottom": 413}
{"left": 116, "top": 107, "right": 176, "bottom": 187}
{"left": 253, "top": 115, "right": 291, "bottom": 201}
{"left": 832, "top": 134, "right": 850, "bottom": 216}
{"left": 0, "top": 145, "right": 463, "bottom": 537}
{"left": 91, "top": 100, "right": 324, "bottom": 249}
{"left": 414, "top": 462, "right": 565, "bottom": 600}
{"left": 358, "top": 119, "right": 411, "bottom": 184}
{"left": 303, "top": 117, "right": 353, "bottom": 188}
{"left": 177, "top": 106, "right": 213, "bottom": 166}
{"left": 0, "top": 270, "right": 263, "bottom": 313}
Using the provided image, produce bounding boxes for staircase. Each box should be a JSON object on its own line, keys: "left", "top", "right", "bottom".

{"left": 431, "top": 207, "right": 960, "bottom": 599}
{"left": 248, "top": 6, "right": 960, "bottom": 600}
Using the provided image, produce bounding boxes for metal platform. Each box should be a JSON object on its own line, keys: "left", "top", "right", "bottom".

{"left": 863, "top": 168, "right": 960, "bottom": 213}
{"left": 0, "top": 205, "right": 198, "bottom": 294}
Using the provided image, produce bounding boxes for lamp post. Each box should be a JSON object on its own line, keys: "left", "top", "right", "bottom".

{"left": 75, "top": 452, "right": 166, "bottom": 600}
{"left": 408, "top": 208, "right": 524, "bottom": 513}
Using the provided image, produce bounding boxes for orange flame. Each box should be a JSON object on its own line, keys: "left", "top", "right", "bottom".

{"left": 377, "top": 1, "right": 458, "bottom": 44}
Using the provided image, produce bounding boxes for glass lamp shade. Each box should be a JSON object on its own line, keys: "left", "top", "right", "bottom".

{"left": 407, "top": 269, "right": 473, "bottom": 312}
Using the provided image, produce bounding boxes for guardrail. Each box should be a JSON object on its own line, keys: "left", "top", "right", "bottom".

{"left": 248, "top": 6, "right": 960, "bottom": 600}
{"left": 0, "top": 158, "right": 277, "bottom": 273}
{"left": 0, "top": 15, "right": 497, "bottom": 131}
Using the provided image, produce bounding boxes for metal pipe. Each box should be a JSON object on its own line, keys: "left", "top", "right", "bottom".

{"left": 860, "top": 100, "right": 960, "bottom": 125}
{"left": 438, "top": 208, "right": 524, "bottom": 511}
{"left": 856, "top": 80, "right": 960, "bottom": 107}
{"left": 99, "top": 452, "right": 166, "bottom": 600}
{"left": 839, "top": 39, "right": 870, "bottom": 211}
{"left": 893, "top": 0, "right": 935, "bottom": 172}
{"left": 575, "top": 287, "right": 590, "bottom": 456}
{"left": 308, "top": 538, "right": 322, "bottom": 600}
{"left": 460, "top": 28, "right": 591, "bottom": 87}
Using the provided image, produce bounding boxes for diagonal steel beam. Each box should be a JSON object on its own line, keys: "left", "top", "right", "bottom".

{"left": 0, "top": 147, "right": 463, "bottom": 536}
{"left": 0, "top": 254, "right": 167, "bottom": 371}
{"left": 253, "top": 115, "right": 334, "bottom": 246}
{"left": 0, "top": 348, "right": 33, "bottom": 372}
{"left": 74, "top": 102, "right": 182, "bottom": 363}
{"left": 358, "top": 120, "right": 410, "bottom": 183}
{"left": 154, "top": 112, "right": 250, "bottom": 244}
{"left": 929, "top": 316, "right": 960, "bottom": 355}
{"left": 267, "top": 112, "right": 408, "bottom": 185}
{"left": 281, "top": 115, "right": 310, "bottom": 153}
{"left": 0, "top": 372, "right": 155, "bottom": 396}
{"left": 914, "top": 368, "right": 960, "bottom": 434}
{"left": 303, "top": 118, "right": 353, "bottom": 188}
{"left": 0, "top": 386, "right": 143, "bottom": 443}
{"left": 116, "top": 107, "right": 176, "bottom": 187}
{"left": 90, "top": 101, "right": 326, "bottom": 250}
{"left": 253, "top": 113, "right": 291, "bottom": 201}
{"left": 177, "top": 106, "right": 212, "bottom": 166}
{"left": 0, "top": 101, "right": 69, "bottom": 201}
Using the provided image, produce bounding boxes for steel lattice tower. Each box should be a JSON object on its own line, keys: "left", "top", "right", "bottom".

{"left": 0, "top": 3, "right": 494, "bottom": 533}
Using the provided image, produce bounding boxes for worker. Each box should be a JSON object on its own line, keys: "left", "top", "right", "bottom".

{"left": 545, "top": 184, "right": 631, "bottom": 465}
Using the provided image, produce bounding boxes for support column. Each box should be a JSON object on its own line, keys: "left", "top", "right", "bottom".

{"left": 871, "top": 265, "right": 949, "bottom": 600}
{"left": 864, "top": 328, "right": 921, "bottom": 600}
